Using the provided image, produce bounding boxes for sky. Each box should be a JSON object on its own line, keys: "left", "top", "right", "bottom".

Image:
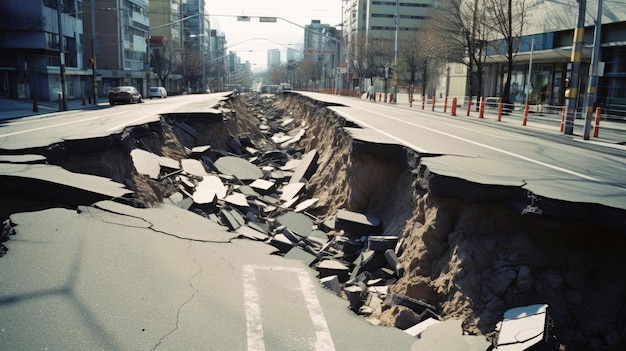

{"left": 207, "top": 0, "right": 343, "bottom": 71}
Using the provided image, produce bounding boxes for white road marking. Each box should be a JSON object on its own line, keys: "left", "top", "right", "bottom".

{"left": 242, "top": 265, "right": 336, "bottom": 351}
{"left": 0, "top": 111, "right": 140, "bottom": 138}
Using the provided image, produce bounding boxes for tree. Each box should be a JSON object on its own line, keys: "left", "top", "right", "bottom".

{"left": 430, "top": 0, "right": 491, "bottom": 105}
{"left": 399, "top": 23, "right": 455, "bottom": 99}
{"left": 346, "top": 33, "right": 389, "bottom": 91}
{"left": 151, "top": 43, "right": 175, "bottom": 87}
{"left": 484, "top": 0, "right": 530, "bottom": 107}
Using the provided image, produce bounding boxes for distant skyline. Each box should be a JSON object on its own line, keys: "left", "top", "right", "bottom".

{"left": 208, "top": 0, "right": 343, "bottom": 71}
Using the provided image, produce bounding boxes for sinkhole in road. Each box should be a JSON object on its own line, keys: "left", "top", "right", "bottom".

{"left": 1, "top": 92, "right": 625, "bottom": 350}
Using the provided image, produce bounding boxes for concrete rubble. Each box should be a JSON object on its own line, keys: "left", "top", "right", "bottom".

{"left": 120, "top": 94, "right": 452, "bottom": 340}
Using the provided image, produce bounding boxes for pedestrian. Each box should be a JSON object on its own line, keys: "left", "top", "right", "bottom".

{"left": 367, "top": 85, "right": 376, "bottom": 102}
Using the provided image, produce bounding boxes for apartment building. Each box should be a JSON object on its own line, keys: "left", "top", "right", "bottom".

{"left": 342, "top": 0, "right": 435, "bottom": 90}
{"left": 0, "top": 0, "right": 90, "bottom": 101}
{"left": 82, "top": 0, "right": 150, "bottom": 97}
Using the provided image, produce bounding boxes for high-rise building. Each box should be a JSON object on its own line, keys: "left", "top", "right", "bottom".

{"left": 82, "top": 0, "right": 150, "bottom": 95}
{"left": 342, "top": 0, "right": 434, "bottom": 42}
{"left": 267, "top": 49, "right": 281, "bottom": 68}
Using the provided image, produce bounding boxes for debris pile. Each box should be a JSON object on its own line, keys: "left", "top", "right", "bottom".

{"left": 128, "top": 93, "right": 441, "bottom": 330}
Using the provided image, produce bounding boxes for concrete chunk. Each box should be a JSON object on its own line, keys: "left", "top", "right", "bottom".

{"left": 130, "top": 149, "right": 161, "bottom": 179}
{"left": 284, "top": 246, "right": 317, "bottom": 266}
{"left": 236, "top": 225, "right": 269, "bottom": 241}
{"left": 275, "top": 212, "right": 313, "bottom": 237}
{"left": 220, "top": 208, "right": 246, "bottom": 231}
{"left": 197, "top": 175, "right": 227, "bottom": 199}
{"left": 224, "top": 192, "right": 249, "bottom": 208}
{"left": 368, "top": 236, "right": 398, "bottom": 252}
{"left": 320, "top": 275, "right": 342, "bottom": 296}
{"left": 294, "top": 198, "right": 319, "bottom": 213}
{"left": 289, "top": 149, "right": 319, "bottom": 183}
{"left": 317, "top": 259, "right": 350, "bottom": 282}
{"left": 335, "top": 209, "right": 382, "bottom": 236}
{"left": 181, "top": 159, "right": 209, "bottom": 177}
{"left": 249, "top": 179, "right": 276, "bottom": 194}
{"left": 269, "top": 233, "right": 295, "bottom": 253}
{"left": 280, "top": 182, "right": 306, "bottom": 202}
{"left": 214, "top": 156, "right": 263, "bottom": 180}
{"left": 410, "top": 319, "right": 490, "bottom": 351}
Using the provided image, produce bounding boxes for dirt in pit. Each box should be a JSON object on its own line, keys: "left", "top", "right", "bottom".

{"left": 3, "top": 93, "right": 625, "bottom": 350}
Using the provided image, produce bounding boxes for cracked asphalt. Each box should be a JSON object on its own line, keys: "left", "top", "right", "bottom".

{"left": 0, "top": 200, "right": 417, "bottom": 350}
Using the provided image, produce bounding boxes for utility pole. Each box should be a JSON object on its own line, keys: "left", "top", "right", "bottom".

{"left": 392, "top": 0, "right": 399, "bottom": 103}
{"left": 56, "top": 0, "right": 68, "bottom": 111}
{"left": 564, "top": 0, "right": 586, "bottom": 135}
{"left": 582, "top": 0, "right": 602, "bottom": 140}
{"left": 90, "top": 0, "right": 97, "bottom": 105}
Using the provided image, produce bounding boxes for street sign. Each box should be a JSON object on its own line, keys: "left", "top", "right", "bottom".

{"left": 237, "top": 16, "right": 250, "bottom": 22}
{"left": 259, "top": 17, "right": 277, "bottom": 23}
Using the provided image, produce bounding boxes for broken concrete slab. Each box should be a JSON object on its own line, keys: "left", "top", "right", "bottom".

{"left": 289, "top": 149, "right": 319, "bottom": 183}
{"left": 235, "top": 185, "right": 260, "bottom": 198}
{"left": 280, "top": 182, "right": 306, "bottom": 202}
{"left": 181, "top": 159, "right": 210, "bottom": 177}
{"left": 317, "top": 259, "right": 350, "bottom": 282}
{"left": 158, "top": 156, "right": 180, "bottom": 171}
{"left": 384, "top": 249, "right": 402, "bottom": 276}
{"left": 275, "top": 211, "right": 314, "bottom": 237}
{"left": 409, "top": 319, "right": 491, "bottom": 351}
{"left": 404, "top": 318, "right": 441, "bottom": 337}
{"left": 280, "top": 196, "right": 300, "bottom": 210}
{"left": 384, "top": 293, "right": 438, "bottom": 315}
{"left": 344, "top": 284, "right": 366, "bottom": 310}
{"left": 269, "top": 233, "right": 295, "bottom": 253}
{"left": 359, "top": 250, "right": 388, "bottom": 272}
{"left": 0, "top": 154, "right": 47, "bottom": 164}
{"left": 0, "top": 163, "right": 133, "bottom": 207}
{"left": 235, "top": 225, "right": 270, "bottom": 241}
{"left": 335, "top": 209, "right": 382, "bottom": 236}
{"left": 219, "top": 207, "right": 246, "bottom": 231}
{"left": 320, "top": 275, "right": 342, "bottom": 296}
{"left": 283, "top": 246, "right": 317, "bottom": 266}
{"left": 294, "top": 198, "right": 319, "bottom": 213}
{"left": 249, "top": 179, "right": 276, "bottom": 194}
{"left": 214, "top": 156, "right": 263, "bottom": 181}
{"left": 131, "top": 149, "right": 162, "bottom": 179}
{"left": 368, "top": 236, "right": 398, "bottom": 252}
{"left": 189, "top": 145, "right": 212, "bottom": 158}
{"left": 197, "top": 175, "right": 227, "bottom": 200}
{"left": 281, "top": 159, "right": 301, "bottom": 171}
{"left": 224, "top": 192, "right": 249, "bottom": 208}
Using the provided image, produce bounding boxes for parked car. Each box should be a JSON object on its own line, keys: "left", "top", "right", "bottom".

{"left": 148, "top": 87, "right": 167, "bottom": 99}
{"left": 108, "top": 86, "right": 143, "bottom": 105}
{"left": 278, "top": 83, "right": 293, "bottom": 93}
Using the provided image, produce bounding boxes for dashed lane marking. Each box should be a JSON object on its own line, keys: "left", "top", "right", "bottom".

{"left": 242, "top": 265, "right": 336, "bottom": 351}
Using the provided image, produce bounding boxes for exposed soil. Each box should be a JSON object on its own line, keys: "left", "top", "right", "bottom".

{"left": 2, "top": 93, "right": 625, "bottom": 350}
{"left": 269, "top": 94, "right": 626, "bottom": 351}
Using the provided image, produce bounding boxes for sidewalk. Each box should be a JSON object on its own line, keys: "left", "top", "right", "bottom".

{"left": 0, "top": 97, "right": 107, "bottom": 121}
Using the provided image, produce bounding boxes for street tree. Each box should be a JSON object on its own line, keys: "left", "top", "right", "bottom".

{"left": 430, "top": 0, "right": 491, "bottom": 106}
{"left": 484, "top": 0, "right": 530, "bottom": 107}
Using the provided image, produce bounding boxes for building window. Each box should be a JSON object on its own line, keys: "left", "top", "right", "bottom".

{"left": 46, "top": 33, "right": 60, "bottom": 50}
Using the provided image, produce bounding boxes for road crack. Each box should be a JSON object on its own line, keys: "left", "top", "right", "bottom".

{"left": 150, "top": 241, "right": 202, "bottom": 351}
{"left": 81, "top": 204, "right": 232, "bottom": 244}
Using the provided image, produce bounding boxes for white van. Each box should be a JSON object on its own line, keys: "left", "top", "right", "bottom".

{"left": 148, "top": 87, "right": 167, "bottom": 99}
